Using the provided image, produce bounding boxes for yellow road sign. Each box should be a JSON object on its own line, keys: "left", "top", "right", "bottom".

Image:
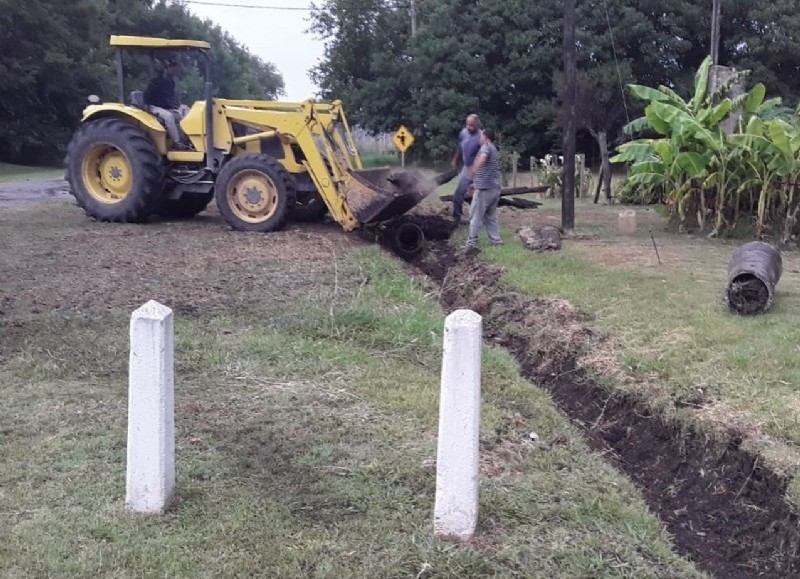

{"left": 392, "top": 125, "right": 414, "bottom": 153}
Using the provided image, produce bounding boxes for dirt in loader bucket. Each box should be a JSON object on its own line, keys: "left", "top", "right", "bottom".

{"left": 345, "top": 167, "right": 457, "bottom": 224}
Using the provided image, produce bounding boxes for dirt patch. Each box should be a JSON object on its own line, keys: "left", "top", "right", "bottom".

{"left": 409, "top": 240, "right": 800, "bottom": 578}
{"left": 0, "top": 178, "right": 71, "bottom": 206}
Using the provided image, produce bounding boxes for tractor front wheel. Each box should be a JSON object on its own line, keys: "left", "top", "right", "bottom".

{"left": 66, "top": 118, "right": 164, "bottom": 222}
{"left": 214, "top": 154, "right": 296, "bottom": 232}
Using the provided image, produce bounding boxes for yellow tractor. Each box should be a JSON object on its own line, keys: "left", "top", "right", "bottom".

{"left": 66, "top": 36, "right": 442, "bottom": 245}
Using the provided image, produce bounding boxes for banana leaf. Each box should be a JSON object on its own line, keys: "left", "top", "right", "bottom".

{"left": 691, "top": 56, "right": 713, "bottom": 113}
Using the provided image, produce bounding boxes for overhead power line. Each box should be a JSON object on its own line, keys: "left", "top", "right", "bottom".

{"left": 182, "top": 0, "right": 312, "bottom": 10}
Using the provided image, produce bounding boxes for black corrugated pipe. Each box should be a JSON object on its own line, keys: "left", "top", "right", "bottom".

{"left": 725, "top": 241, "right": 783, "bottom": 315}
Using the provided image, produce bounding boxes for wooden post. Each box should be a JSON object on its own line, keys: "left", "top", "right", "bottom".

{"left": 530, "top": 156, "right": 535, "bottom": 187}
{"left": 126, "top": 300, "right": 175, "bottom": 515}
{"left": 562, "top": 0, "right": 577, "bottom": 230}
{"left": 711, "top": 0, "right": 722, "bottom": 65}
{"left": 576, "top": 154, "right": 585, "bottom": 197}
{"left": 434, "top": 309, "right": 482, "bottom": 540}
{"left": 511, "top": 152, "right": 519, "bottom": 187}
{"left": 710, "top": 65, "right": 744, "bottom": 135}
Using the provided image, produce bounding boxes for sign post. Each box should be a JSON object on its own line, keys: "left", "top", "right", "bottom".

{"left": 392, "top": 125, "right": 414, "bottom": 168}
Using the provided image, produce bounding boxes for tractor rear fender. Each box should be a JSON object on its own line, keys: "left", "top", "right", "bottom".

{"left": 82, "top": 104, "right": 167, "bottom": 154}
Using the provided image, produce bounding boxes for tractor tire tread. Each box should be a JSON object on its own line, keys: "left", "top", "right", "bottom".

{"left": 214, "top": 154, "right": 296, "bottom": 232}
{"left": 66, "top": 118, "right": 164, "bottom": 223}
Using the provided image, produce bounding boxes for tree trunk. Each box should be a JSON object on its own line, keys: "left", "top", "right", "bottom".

{"left": 598, "top": 130, "right": 612, "bottom": 201}
{"left": 593, "top": 165, "right": 604, "bottom": 204}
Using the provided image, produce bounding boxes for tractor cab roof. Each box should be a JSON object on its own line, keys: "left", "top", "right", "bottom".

{"left": 110, "top": 35, "right": 210, "bottom": 50}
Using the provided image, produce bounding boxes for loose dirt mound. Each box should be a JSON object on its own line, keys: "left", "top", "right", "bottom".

{"left": 409, "top": 239, "right": 800, "bottom": 579}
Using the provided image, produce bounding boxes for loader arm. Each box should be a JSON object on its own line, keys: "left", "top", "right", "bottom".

{"left": 294, "top": 102, "right": 429, "bottom": 230}
{"left": 219, "top": 100, "right": 436, "bottom": 231}
{"left": 294, "top": 121, "right": 362, "bottom": 230}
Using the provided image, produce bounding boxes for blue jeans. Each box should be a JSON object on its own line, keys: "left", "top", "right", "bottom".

{"left": 467, "top": 187, "right": 502, "bottom": 247}
{"left": 452, "top": 166, "right": 472, "bottom": 220}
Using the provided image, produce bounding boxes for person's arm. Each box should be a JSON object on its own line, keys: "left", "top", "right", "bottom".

{"left": 470, "top": 150, "right": 488, "bottom": 179}
{"left": 169, "top": 80, "right": 179, "bottom": 109}
{"left": 144, "top": 78, "right": 157, "bottom": 105}
{"left": 451, "top": 144, "right": 462, "bottom": 170}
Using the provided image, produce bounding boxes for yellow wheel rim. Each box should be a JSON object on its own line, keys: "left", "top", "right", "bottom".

{"left": 226, "top": 170, "right": 278, "bottom": 224}
{"left": 81, "top": 144, "right": 133, "bottom": 204}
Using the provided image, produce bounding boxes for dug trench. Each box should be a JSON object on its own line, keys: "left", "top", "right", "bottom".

{"left": 380, "top": 213, "right": 800, "bottom": 578}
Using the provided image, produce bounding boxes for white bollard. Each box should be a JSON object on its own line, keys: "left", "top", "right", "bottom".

{"left": 126, "top": 300, "right": 175, "bottom": 514}
{"left": 434, "top": 309, "right": 482, "bottom": 540}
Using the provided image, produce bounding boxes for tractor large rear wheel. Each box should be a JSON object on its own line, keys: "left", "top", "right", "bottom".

{"left": 66, "top": 118, "right": 164, "bottom": 222}
{"left": 214, "top": 154, "right": 296, "bottom": 232}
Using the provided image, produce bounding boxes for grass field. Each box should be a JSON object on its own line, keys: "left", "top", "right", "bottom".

{"left": 489, "top": 200, "right": 800, "bottom": 494}
{"left": 0, "top": 200, "right": 709, "bottom": 578}
{"left": 0, "top": 162, "right": 63, "bottom": 183}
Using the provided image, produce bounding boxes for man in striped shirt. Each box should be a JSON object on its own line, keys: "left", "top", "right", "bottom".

{"left": 466, "top": 128, "right": 503, "bottom": 250}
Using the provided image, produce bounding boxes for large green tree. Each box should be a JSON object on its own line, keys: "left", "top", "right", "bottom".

{"left": 0, "top": 0, "right": 284, "bottom": 164}
{"left": 309, "top": 0, "right": 411, "bottom": 128}
{"left": 0, "top": 0, "right": 109, "bottom": 162}
{"left": 309, "top": 0, "right": 800, "bottom": 164}
{"left": 722, "top": 0, "right": 800, "bottom": 108}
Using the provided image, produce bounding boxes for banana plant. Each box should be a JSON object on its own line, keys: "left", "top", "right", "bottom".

{"left": 612, "top": 57, "right": 726, "bottom": 227}
{"left": 614, "top": 54, "right": 793, "bottom": 236}
{"left": 611, "top": 136, "right": 708, "bottom": 226}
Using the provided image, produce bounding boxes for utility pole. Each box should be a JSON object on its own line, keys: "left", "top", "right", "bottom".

{"left": 562, "top": 0, "right": 576, "bottom": 231}
{"left": 410, "top": 0, "right": 417, "bottom": 37}
{"left": 711, "top": 0, "right": 721, "bottom": 64}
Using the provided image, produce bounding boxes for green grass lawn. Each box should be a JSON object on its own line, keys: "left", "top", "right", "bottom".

{"left": 485, "top": 198, "right": 800, "bottom": 499}
{"left": 0, "top": 161, "right": 64, "bottom": 183}
{"left": 0, "top": 202, "right": 705, "bottom": 578}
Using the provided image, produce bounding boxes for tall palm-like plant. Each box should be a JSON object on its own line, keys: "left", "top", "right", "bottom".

{"left": 613, "top": 56, "right": 793, "bottom": 237}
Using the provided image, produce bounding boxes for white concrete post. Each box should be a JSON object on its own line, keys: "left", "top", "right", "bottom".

{"left": 126, "top": 300, "right": 175, "bottom": 514}
{"left": 434, "top": 309, "right": 482, "bottom": 540}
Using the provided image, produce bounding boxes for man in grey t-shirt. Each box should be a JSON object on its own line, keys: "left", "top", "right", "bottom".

{"left": 450, "top": 114, "right": 482, "bottom": 226}
{"left": 466, "top": 128, "right": 503, "bottom": 250}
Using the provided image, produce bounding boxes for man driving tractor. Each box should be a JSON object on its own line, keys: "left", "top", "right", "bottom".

{"left": 144, "top": 59, "right": 190, "bottom": 149}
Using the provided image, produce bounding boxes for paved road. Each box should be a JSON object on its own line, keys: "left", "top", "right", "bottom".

{"left": 0, "top": 178, "right": 72, "bottom": 207}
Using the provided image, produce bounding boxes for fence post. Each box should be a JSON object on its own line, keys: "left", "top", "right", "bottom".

{"left": 511, "top": 152, "right": 519, "bottom": 187}
{"left": 434, "top": 309, "right": 482, "bottom": 540}
{"left": 530, "top": 156, "right": 535, "bottom": 187}
{"left": 126, "top": 300, "right": 175, "bottom": 515}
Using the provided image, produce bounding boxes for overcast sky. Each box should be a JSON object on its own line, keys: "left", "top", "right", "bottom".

{"left": 185, "top": 0, "right": 324, "bottom": 101}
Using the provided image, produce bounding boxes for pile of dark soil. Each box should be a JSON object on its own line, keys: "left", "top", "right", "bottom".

{"left": 403, "top": 237, "right": 800, "bottom": 579}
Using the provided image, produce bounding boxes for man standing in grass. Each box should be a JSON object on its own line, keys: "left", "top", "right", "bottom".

{"left": 466, "top": 128, "right": 503, "bottom": 251}
{"left": 450, "top": 113, "right": 483, "bottom": 226}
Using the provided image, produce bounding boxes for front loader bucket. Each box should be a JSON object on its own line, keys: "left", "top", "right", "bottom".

{"left": 343, "top": 167, "right": 456, "bottom": 225}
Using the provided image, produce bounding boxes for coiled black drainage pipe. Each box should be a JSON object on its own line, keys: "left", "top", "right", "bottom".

{"left": 725, "top": 241, "right": 783, "bottom": 315}
{"left": 389, "top": 221, "right": 426, "bottom": 260}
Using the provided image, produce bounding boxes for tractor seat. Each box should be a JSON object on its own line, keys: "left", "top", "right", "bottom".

{"left": 130, "top": 90, "right": 148, "bottom": 111}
